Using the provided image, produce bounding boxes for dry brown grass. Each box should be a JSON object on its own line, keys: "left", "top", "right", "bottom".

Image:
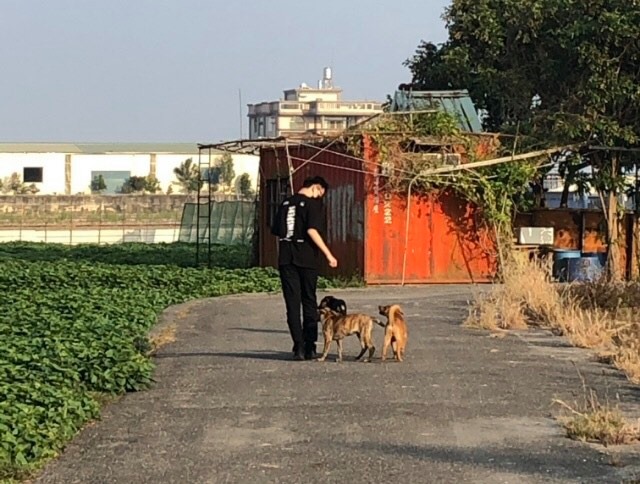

{"left": 554, "top": 396, "right": 640, "bottom": 446}
{"left": 466, "top": 250, "right": 640, "bottom": 384}
{"left": 553, "top": 369, "right": 640, "bottom": 446}
{"left": 465, "top": 251, "right": 560, "bottom": 330}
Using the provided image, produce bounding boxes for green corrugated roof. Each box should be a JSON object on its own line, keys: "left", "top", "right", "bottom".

{"left": 0, "top": 142, "right": 203, "bottom": 154}
{"left": 389, "top": 90, "right": 483, "bottom": 133}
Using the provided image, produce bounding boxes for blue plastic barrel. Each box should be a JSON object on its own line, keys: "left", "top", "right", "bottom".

{"left": 566, "top": 256, "right": 605, "bottom": 282}
{"left": 552, "top": 249, "right": 581, "bottom": 282}
{"left": 582, "top": 252, "right": 607, "bottom": 267}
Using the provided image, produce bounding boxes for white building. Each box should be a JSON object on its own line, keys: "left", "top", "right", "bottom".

{"left": 0, "top": 143, "right": 259, "bottom": 195}
{"left": 543, "top": 170, "right": 639, "bottom": 210}
{"left": 247, "top": 68, "right": 383, "bottom": 139}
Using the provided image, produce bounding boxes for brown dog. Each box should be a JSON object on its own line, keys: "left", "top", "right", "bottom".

{"left": 378, "top": 304, "right": 408, "bottom": 362}
{"left": 317, "top": 307, "right": 378, "bottom": 362}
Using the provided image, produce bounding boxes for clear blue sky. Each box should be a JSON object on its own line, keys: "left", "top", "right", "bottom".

{"left": 0, "top": 0, "right": 450, "bottom": 143}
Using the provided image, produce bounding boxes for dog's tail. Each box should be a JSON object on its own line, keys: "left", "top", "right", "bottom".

{"left": 373, "top": 318, "right": 386, "bottom": 328}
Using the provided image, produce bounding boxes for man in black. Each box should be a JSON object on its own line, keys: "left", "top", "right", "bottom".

{"left": 271, "top": 176, "right": 338, "bottom": 360}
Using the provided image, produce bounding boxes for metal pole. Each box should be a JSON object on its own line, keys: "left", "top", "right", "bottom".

{"left": 19, "top": 196, "right": 24, "bottom": 242}
{"left": 208, "top": 147, "right": 213, "bottom": 268}
{"left": 401, "top": 173, "right": 421, "bottom": 286}
{"left": 196, "top": 149, "right": 202, "bottom": 265}
{"left": 69, "top": 196, "right": 73, "bottom": 245}
{"left": 44, "top": 196, "right": 47, "bottom": 243}
{"left": 122, "top": 197, "right": 126, "bottom": 243}
{"left": 98, "top": 197, "right": 102, "bottom": 245}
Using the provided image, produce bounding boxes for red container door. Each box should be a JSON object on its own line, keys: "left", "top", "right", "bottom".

{"left": 430, "top": 193, "right": 496, "bottom": 282}
{"left": 364, "top": 190, "right": 433, "bottom": 284}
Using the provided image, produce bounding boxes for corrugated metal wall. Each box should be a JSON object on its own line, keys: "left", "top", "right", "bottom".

{"left": 259, "top": 144, "right": 365, "bottom": 278}
{"left": 259, "top": 139, "right": 497, "bottom": 284}
{"left": 362, "top": 135, "right": 496, "bottom": 283}
{"left": 363, "top": 190, "right": 496, "bottom": 284}
{"left": 429, "top": 193, "right": 496, "bottom": 282}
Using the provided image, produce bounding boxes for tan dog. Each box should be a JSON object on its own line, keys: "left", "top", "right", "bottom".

{"left": 317, "top": 307, "right": 378, "bottom": 362}
{"left": 378, "top": 304, "right": 408, "bottom": 362}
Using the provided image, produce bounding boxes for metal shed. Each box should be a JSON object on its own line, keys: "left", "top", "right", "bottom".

{"left": 257, "top": 136, "right": 496, "bottom": 284}
{"left": 389, "top": 89, "right": 484, "bottom": 133}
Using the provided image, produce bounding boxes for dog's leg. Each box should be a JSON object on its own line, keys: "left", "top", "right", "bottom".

{"left": 354, "top": 335, "right": 367, "bottom": 361}
{"left": 391, "top": 337, "right": 398, "bottom": 360}
{"left": 361, "top": 329, "right": 375, "bottom": 363}
{"left": 317, "top": 331, "right": 333, "bottom": 362}
{"left": 381, "top": 330, "right": 392, "bottom": 362}
{"left": 336, "top": 339, "right": 344, "bottom": 363}
{"left": 397, "top": 339, "right": 405, "bottom": 362}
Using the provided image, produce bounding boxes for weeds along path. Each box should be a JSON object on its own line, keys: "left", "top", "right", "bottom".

{"left": 35, "top": 286, "right": 640, "bottom": 484}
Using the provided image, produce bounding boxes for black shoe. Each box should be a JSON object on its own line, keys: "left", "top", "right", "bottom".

{"left": 293, "top": 348, "right": 305, "bottom": 361}
{"left": 304, "top": 344, "right": 317, "bottom": 360}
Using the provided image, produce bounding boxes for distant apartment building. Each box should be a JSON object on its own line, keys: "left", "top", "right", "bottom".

{"left": 247, "top": 68, "right": 383, "bottom": 139}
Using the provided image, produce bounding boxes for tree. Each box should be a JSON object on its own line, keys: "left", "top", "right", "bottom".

{"left": 143, "top": 175, "right": 161, "bottom": 194}
{"left": 1, "top": 172, "right": 38, "bottom": 195}
{"left": 203, "top": 166, "right": 221, "bottom": 193}
{"left": 173, "top": 158, "right": 202, "bottom": 194}
{"left": 216, "top": 153, "right": 235, "bottom": 191}
{"left": 8, "top": 173, "right": 23, "bottom": 194}
{"left": 237, "top": 173, "right": 255, "bottom": 199}
{"left": 120, "top": 176, "right": 147, "bottom": 194}
{"left": 405, "top": 0, "right": 640, "bottom": 280}
{"left": 91, "top": 174, "right": 107, "bottom": 193}
{"left": 26, "top": 183, "right": 39, "bottom": 195}
{"left": 406, "top": 0, "right": 640, "bottom": 144}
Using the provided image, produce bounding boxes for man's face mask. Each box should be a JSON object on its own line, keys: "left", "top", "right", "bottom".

{"left": 312, "top": 185, "right": 325, "bottom": 198}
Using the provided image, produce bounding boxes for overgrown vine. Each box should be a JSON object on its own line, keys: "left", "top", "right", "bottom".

{"left": 345, "top": 112, "right": 547, "bottom": 255}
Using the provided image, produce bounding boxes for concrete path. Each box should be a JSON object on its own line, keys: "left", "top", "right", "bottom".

{"left": 36, "top": 286, "right": 640, "bottom": 484}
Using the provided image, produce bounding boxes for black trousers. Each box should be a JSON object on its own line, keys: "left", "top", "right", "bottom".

{"left": 278, "top": 264, "right": 319, "bottom": 350}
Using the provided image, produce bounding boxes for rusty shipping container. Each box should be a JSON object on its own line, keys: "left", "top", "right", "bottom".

{"left": 259, "top": 144, "right": 366, "bottom": 278}
{"left": 258, "top": 139, "right": 497, "bottom": 283}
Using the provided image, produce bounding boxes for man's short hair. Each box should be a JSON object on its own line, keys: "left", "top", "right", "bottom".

{"left": 302, "top": 176, "right": 329, "bottom": 191}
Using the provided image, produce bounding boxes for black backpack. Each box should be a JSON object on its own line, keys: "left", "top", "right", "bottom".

{"left": 270, "top": 198, "right": 292, "bottom": 238}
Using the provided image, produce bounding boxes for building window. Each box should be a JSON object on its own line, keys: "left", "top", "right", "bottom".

{"left": 289, "top": 116, "right": 305, "bottom": 131}
{"left": 327, "top": 118, "right": 345, "bottom": 130}
{"left": 91, "top": 170, "right": 131, "bottom": 194}
{"left": 23, "top": 167, "right": 43, "bottom": 183}
{"left": 266, "top": 178, "right": 290, "bottom": 229}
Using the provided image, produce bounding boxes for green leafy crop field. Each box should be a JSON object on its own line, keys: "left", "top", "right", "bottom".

{"left": 0, "top": 242, "right": 350, "bottom": 481}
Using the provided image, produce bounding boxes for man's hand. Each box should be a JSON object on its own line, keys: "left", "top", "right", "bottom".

{"left": 307, "top": 228, "right": 338, "bottom": 269}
